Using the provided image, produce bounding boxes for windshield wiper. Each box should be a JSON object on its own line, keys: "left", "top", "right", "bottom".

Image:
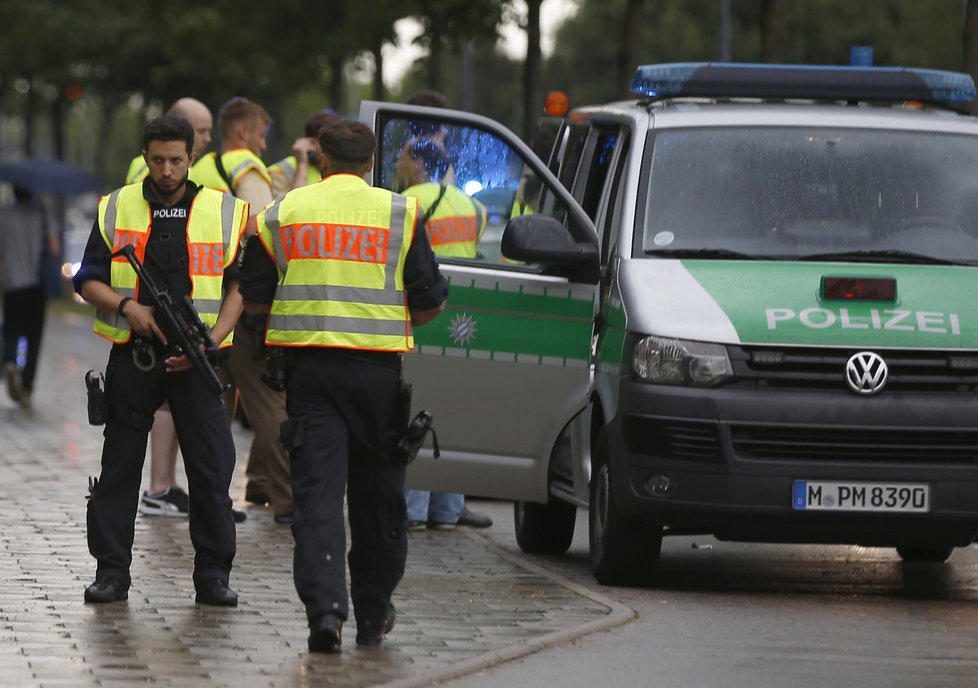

{"left": 798, "top": 249, "right": 972, "bottom": 266}
{"left": 646, "top": 248, "right": 774, "bottom": 261}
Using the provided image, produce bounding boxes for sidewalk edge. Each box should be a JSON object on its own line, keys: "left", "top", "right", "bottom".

{"left": 378, "top": 530, "right": 636, "bottom": 688}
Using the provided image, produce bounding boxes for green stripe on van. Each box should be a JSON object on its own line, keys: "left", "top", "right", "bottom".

{"left": 683, "top": 260, "right": 978, "bottom": 349}
{"left": 414, "top": 278, "right": 594, "bottom": 363}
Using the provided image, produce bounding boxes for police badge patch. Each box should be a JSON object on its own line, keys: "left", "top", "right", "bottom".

{"left": 448, "top": 313, "right": 478, "bottom": 345}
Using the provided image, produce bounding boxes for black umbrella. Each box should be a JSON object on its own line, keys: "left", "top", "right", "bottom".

{"left": 0, "top": 158, "right": 103, "bottom": 195}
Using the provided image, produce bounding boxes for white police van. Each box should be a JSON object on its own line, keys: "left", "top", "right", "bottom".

{"left": 361, "top": 62, "right": 978, "bottom": 585}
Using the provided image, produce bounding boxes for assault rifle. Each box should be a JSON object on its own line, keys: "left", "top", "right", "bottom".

{"left": 112, "top": 244, "right": 227, "bottom": 396}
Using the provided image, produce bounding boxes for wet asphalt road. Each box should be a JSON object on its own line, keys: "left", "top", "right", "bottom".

{"left": 443, "top": 502, "right": 978, "bottom": 688}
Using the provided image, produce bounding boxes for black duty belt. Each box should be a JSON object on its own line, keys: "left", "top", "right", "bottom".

{"left": 295, "top": 347, "right": 402, "bottom": 372}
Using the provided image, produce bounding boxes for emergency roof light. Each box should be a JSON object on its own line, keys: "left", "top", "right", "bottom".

{"left": 630, "top": 62, "right": 977, "bottom": 104}
{"left": 544, "top": 91, "right": 570, "bottom": 117}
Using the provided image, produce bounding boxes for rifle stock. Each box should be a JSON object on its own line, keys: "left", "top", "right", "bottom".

{"left": 112, "top": 244, "right": 227, "bottom": 396}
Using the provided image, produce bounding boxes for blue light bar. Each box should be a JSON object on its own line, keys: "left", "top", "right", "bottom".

{"left": 630, "top": 62, "right": 976, "bottom": 104}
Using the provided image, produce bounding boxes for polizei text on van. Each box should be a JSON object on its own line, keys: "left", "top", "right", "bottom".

{"left": 765, "top": 308, "right": 962, "bottom": 335}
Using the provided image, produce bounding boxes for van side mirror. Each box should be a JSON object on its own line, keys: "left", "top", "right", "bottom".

{"left": 501, "top": 215, "right": 599, "bottom": 282}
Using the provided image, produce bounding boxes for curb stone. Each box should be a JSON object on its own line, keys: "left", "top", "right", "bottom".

{"left": 378, "top": 530, "right": 636, "bottom": 688}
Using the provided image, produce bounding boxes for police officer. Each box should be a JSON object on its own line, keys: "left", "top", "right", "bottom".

{"left": 122, "top": 96, "right": 226, "bottom": 522}
{"left": 268, "top": 110, "right": 338, "bottom": 199}
{"left": 194, "top": 97, "right": 295, "bottom": 524}
{"left": 394, "top": 136, "right": 493, "bottom": 530}
{"left": 396, "top": 137, "right": 487, "bottom": 258}
{"left": 74, "top": 115, "right": 249, "bottom": 606}
{"left": 239, "top": 119, "right": 448, "bottom": 653}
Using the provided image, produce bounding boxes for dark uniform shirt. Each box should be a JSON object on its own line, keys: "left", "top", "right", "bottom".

{"left": 72, "top": 178, "right": 240, "bottom": 302}
{"left": 238, "top": 211, "right": 447, "bottom": 314}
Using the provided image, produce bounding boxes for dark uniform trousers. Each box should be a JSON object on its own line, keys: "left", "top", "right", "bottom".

{"left": 87, "top": 343, "right": 237, "bottom": 589}
{"left": 285, "top": 350, "right": 407, "bottom": 628}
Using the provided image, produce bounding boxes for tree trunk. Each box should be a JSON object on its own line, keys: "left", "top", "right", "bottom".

{"left": 328, "top": 55, "right": 345, "bottom": 112}
{"left": 522, "top": 0, "right": 542, "bottom": 141}
{"left": 52, "top": 96, "right": 66, "bottom": 161}
{"left": 373, "top": 38, "right": 386, "bottom": 102}
{"left": 963, "top": 0, "right": 978, "bottom": 116}
{"left": 760, "top": 0, "right": 788, "bottom": 64}
{"left": 24, "top": 84, "right": 35, "bottom": 158}
{"left": 267, "top": 97, "right": 285, "bottom": 161}
{"left": 617, "top": 0, "right": 644, "bottom": 97}
{"left": 429, "top": 29, "right": 444, "bottom": 93}
{"left": 94, "top": 100, "right": 115, "bottom": 184}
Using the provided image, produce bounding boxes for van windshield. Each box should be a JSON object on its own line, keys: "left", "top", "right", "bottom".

{"left": 640, "top": 127, "right": 978, "bottom": 265}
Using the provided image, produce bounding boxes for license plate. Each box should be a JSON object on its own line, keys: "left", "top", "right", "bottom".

{"left": 792, "top": 481, "right": 930, "bottom": 512}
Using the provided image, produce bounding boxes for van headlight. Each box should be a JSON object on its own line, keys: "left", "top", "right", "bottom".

{"left": 631, "top": 335, "right": 732, "bottom": 386}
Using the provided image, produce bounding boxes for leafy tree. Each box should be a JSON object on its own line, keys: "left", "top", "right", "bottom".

{"left": 546, "top": 0, "right": 968, "bottom": 109}
{"left": 407, "top": 0, "right": 507, "bottom": 91}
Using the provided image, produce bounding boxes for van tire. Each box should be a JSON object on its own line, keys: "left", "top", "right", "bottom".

{"left": 514, "top": 499, "right": 577, "bottom": 555}
{"left": 896, "top": 545, "right": 954, "bottom": 563}
{"left": 589, "top": 429, "right": 661, "bottom": 586}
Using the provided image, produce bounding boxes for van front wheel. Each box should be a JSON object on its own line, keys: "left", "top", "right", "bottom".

{"left": 514, "top": 499, "right": 577, "bottom": 555}
{"left": 589, "top": 430, "right": 661, "bottom": 586}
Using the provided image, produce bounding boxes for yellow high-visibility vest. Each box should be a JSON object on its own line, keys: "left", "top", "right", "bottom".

{"left": 402, "top": 182, "right": 486, "bottom": 259}
{"left": 268, "top": 155, "right": 322, "bottom": 190}
{"left": 255, "top": 174, "right": 418, "bottom": 352}
{"left": 124, "top": 153, "right": 213, "bottom": 187}
{"left": 92, "top": 183, "right": 249, "bottom": 346}
{"left": 124, "top": 156, "right": 148, "bottom": 185}
{"left": 191, "top": 149, "right": 271, "bottom": 193}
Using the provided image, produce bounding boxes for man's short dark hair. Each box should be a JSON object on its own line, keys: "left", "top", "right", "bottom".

{"left": 304, "top": 111, "right": 339, "bottom": 138}
{"left": 407, "top": 90, "right": 449, "bottom": 108}
{"left": 407, "top": 90, "right": 449, "bottom": 138}
{"left": 409, "top": 138, "right": 449, "bottom": 181}
{"left": 144, "top": 115, "right": 194, "bottom": 155}
{"left": 319, "top": 120, "right": 376, "bottom": 168}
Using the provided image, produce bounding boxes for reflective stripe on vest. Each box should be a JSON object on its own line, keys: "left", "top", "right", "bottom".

{"left": 258, "top": 177, "right": 415, "bottom": 351}
{"left": 269, "top": 156, "right": 295, "bottom": 180}
{"left": 403, "top": 183, "right": 486, "bottom": 258}
{"left": 93, "top": 185, "right": 245, "bottom": 346}
{"left": 125, "top": 156, "right": 148, "bottom": 185}
{"left": 192, "top": 149, "right": 270, "bottom": 193}
{"left": 269, "top": 156, "right": 321, "bottom": 186}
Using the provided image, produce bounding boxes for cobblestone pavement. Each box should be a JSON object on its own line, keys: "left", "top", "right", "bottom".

{"left": 0, "top": 308, "right": 629, "bottom": 687}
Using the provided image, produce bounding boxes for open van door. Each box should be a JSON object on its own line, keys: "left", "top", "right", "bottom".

{"left": 359, "top": 102, "right": 598, "bottom": 502}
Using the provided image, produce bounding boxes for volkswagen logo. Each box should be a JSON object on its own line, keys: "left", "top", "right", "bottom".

{"left": 845, "top": 351, "right": 888, "bottom": 395}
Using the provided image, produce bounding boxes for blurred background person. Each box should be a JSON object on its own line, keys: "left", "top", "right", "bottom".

{"left": 0, "top": 187, "right": 58, "bottom": 410}
{"left": 268, "top": 110, "right": 338, "bottom": 199}
{"left": 195, "top": 97, "right": 293, "bottom": 524}
{"left": 396, "top": 92, "right": 493, "bottom": 531}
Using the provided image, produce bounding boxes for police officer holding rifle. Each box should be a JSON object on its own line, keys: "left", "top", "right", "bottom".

{"left": 74, "top": 115, "right": 249, "bottom": 606}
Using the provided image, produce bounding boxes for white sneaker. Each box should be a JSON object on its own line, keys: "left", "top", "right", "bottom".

{"left": 138, "top": 486, "right": 190, "bottom": 517}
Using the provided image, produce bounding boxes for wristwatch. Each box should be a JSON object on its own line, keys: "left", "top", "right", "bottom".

{"left": 117, "top": 296, "right": 132, "bottom": 316}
